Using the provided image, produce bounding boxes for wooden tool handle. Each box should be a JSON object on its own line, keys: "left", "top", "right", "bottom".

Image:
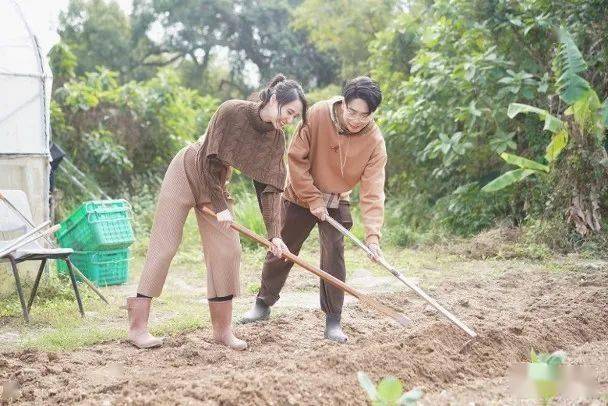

{"left": 202, "top": 206, "right": 410, "bottom": 327}
{"left": 69, "top": 264, "right": 110, "bottom": 304}
{"left": 0, "top": 223, "right": 58, "bottom": 257}
{"left": 0, "top": 221, "right": 51, "bottom": 256}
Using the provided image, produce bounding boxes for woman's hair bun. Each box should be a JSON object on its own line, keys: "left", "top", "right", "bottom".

{"left": 256, "top": 74, "right": 308, "bottom": 124}
{"left": 268, "top": 74, "right": 286, "bottom": 88}
{"left": 259, "top": 74, "right": 286, "bottom": 102}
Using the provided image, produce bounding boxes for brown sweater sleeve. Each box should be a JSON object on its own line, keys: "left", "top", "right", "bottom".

{"left": 203, "top": 154, "right": 229, "bottom": 213}
{"left": 287, "top": 122, "right": 324, "bottom": 210}
{"left": 253, "top": 180, "right": 282, "bottom": 240}
{"left": 359, "top": 139, "right": 387, "bottom": 244}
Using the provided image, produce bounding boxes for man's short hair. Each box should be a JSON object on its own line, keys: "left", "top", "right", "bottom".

{"left": 342, "top": 76, "right": 382, "bottom": 113}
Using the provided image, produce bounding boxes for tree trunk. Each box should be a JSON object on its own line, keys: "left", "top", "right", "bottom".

{"left": 560, "top": 116, "right": 607, "bottom": 236}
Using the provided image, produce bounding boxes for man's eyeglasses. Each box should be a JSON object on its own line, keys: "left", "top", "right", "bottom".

{"left": 344, "top": 106, "right": 373, "bottom": 122}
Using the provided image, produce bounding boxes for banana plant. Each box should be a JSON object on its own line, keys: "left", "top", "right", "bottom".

{"left": 357, "top": 372, "right": 423, "bottom": 406}
{"left": 480, "top": 103, "right": 566, "bottom": 193}
{"left": 483, "top": 26, "right": 608, "bottom": 236}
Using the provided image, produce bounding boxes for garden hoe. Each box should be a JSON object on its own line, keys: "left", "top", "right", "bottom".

{"left": 202, "top": 207, "right": 411, "bottom": 327}
{"left": 324, "top": 215, "right": 478, "bottom": 339}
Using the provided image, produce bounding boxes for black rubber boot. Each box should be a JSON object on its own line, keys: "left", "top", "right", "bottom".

{"left": 240, "top": 298, "right": 271, "bottom": 324}
{"left": 324, "top": 313, "right": 348, "bottom": 343}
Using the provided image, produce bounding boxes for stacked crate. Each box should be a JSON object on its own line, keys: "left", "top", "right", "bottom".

{"left": 55, "top": 200, "right": 134, "bottom": 287}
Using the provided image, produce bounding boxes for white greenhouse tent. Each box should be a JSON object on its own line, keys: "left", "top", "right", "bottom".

{"left": 0, "top": 0, "right": 53, "bottom": 226}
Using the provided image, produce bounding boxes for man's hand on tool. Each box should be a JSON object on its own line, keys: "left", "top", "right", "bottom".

{"left": 216, "top": 209, "right": 234, "bottom": 232}
{"left": 269, "top": 237, "right": 290, "bottom": 259}
{"left": 366, "top": 241, "right": 384, "bottom": 262}
{"left": 310, "top": 205, "right": 328, "bottom": 221}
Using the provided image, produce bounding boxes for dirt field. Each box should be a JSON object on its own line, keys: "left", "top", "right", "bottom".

{"left": 1, "top": 253, "right": 607, "bottom": 405}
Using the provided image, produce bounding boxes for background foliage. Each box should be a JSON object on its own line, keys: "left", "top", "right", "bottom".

{"left": 50, "top": 0, "right": 608, "bottom": 254}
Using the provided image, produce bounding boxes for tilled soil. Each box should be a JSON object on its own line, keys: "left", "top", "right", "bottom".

{"left": 1, "top": 267, "right": 607, "bottom": 405}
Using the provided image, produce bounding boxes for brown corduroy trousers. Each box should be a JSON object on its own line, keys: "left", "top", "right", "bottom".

{"left": 137, "top": 147, "right": 242, "bottom": 299}
{"left": 257, "top": 199, "right": 353, "bottom": 315}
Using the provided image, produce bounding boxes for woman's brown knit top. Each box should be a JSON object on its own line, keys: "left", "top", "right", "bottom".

{"left": 184, "top": 99, "right": 286, "bottom": 239}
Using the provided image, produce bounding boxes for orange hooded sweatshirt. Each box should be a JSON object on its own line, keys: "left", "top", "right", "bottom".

{"left": 283, "top": 97, "right": 387, "bottom": 243}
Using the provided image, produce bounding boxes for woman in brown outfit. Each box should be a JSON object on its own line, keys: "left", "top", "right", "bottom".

{"left": 126, "top": 75, "right": 307, "bottom": 350}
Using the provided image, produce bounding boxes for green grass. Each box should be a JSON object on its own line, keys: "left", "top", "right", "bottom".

{"left": 2, "top": 199, "right": 601, "bottom": 352}
{"left": 0, "top": 241, "right": 212, "bottom": 352}
{"left": 0, "top": 210, "right": 477, "bottom": 352}
{"left": 0, "top": 203, "right": 283, "bottom": 352}
{"left": 0, "top": 285, "right": 210, "bottom": 352}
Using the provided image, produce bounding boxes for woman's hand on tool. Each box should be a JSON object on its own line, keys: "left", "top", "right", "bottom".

{"left": 216, "top": 209, "right": 234, "bottom": 232}
{"left": 270, "top": 237, "right": 290, "bottom": 259}
{"left": 366, "top": 242, "right": 383, "bottom": 262}
{"left": 310, "top": 205, "right": 328, "bottom": 221}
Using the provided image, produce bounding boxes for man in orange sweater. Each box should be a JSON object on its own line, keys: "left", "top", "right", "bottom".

{"left": 242, "top": 77, "right": 387, "bottom": 343}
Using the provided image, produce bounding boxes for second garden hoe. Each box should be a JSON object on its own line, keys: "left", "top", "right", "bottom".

{"left": 324, "top": 215, "right": 477, "bottom": 338}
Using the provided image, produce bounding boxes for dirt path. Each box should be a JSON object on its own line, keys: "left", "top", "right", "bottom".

{"left": 1, "top": 265, "right": 607, "bottom": 405}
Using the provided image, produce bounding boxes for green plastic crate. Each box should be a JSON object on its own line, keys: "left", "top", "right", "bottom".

{"left": 55, "top": 200, "right": 135, "bottom": 250}
{"left": 57, "top": 249, "right": 130, "bottom": 287}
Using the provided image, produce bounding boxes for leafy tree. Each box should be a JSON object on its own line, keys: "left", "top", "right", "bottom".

{"left": 130, "top": 0, "right": 338, "bottom": 94}
{"left": 292, "top": 0, "right": 399, "bottom": 78}
{"left": 48, "top": 42, "right": 78, "bottom": 90}
{"left": 370, "top": 0, "right": 528, "bottom": 235}
{"left": 238, "top": 0, "right": 339, "bottom": 87}
{"left": 369, "top": 0, "right": 608, "bottom": 238}
{"left": 58, "top": 0, "right": 133, "bottom": 76}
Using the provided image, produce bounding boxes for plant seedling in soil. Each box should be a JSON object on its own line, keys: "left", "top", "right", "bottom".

{"left": 527, "top": 349, "right": 567, "bottom": 405}
{"left": 357, "top": 371, "right": 423, "bottom": 405}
